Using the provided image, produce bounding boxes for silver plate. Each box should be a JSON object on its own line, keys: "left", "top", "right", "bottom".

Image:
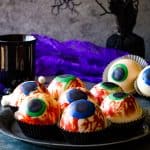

{"left": 0, "top": 104, "right": 150, "bottom": 149}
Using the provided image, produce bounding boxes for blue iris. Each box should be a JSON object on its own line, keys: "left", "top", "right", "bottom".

{"left": 21, "top": 81, "right": 37, "bottom": 95}
{"left": 66, "top": 89, "right": 87, "bottom": 103}
{"left": 112, "top": 67, "right": 125, "bottom": 81}
{"left": 142, "top": 68, "right": 150, "bottom": 86}
{"left": 69, "top": 99, "right": 95, "bottom": 119}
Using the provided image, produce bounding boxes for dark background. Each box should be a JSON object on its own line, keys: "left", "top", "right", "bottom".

{"left": 0, "top": 0, "right": 150, "bottom": 60}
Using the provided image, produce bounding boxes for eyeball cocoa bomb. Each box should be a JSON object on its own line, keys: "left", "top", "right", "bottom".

{"left": 90, "top": 82, "right": 123, "bottom": 106}
{"left": 58, "top": 87, "right": 96, "bottom": 111}
{"left": 48, "top": 74, "right": 85, "bottom": 101}
{"left": 105, "top": 58, "right": 143, "bottom": 93}
{"left": 135, "top": 66, "right": 150, "bottom": 97}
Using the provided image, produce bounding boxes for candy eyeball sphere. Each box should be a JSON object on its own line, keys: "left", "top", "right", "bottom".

{"left": 135, "top": 66, "right": 150, "bottom": 97}
{"left": 106, "top": 58, "right": 143, "bottom": 93}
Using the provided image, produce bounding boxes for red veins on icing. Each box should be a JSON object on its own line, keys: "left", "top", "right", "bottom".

{"left": 81, "top": 109, "right": 105, "bottom": 131}
{"left": 60, "top": 118, "right": 78, "bottom": 132}
{"left": 60, "top": 107, "right": 105, "bottom": 132}
{"left": 60, "top": 103, "right": 69, "bottom": 111}
{"left": 93, "top": 88, "right": 109, "bottom": 105}
{"left": 103, "top": 96, "right": 137, "bottom": 117}
{"left": 19, "top": 101, "right": 60, "bottom": 125}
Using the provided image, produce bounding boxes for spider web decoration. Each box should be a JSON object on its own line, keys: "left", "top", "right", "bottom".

{"left": 51, "top": 0, "right": 82, "bottom": 15}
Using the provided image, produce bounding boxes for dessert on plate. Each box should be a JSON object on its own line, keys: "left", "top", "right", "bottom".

{"left": 103, "top": 55, "right": 148, "bottom": 93}
{"left": 58, "top": 87, "right": 97, "bottom": 112}
{"left": 14, "top": 92, "right": 60, "bottom": 139}
{"left": 135, "top": 65, "right": 150, "bottom": 97}
{"left": 90, "top": 81, "right": 123, "bottom": 106}
{"left": 100, "top": 92, "right": 143, "bottom": 131}
{"left": 1, "top": 80, "right": 49, "bottom": 112}
{"left": 47, "top": 74, "right": 85, "bottom": 101}
{"left": 58, "top": 99, "right": 108, "bottom": 144}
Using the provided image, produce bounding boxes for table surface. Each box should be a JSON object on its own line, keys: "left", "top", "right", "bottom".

{"left": 0, "top": 83, "right": 150, "bottom": 150}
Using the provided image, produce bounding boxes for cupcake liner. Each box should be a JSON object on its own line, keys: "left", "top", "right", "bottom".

{"left": 108, "top": 114, "right": 145, "bottom": 138}
{"left": 134, "top": 80, "right": 143, "bottom": 96}
{"left": 9, "top": 106, "right": 18, "bottom": 113}
{"left": 102, "top": 54, "right": 148, "bottom": 94}
{"left": 0, "top": 106, "right": 18, "bottom": 113}
{"left": 17, "top": 121, "right": 60, "bottom": 140}
{"left": 59, "top": 128, "right": 108, "bottom": 145}
{"left": 121, "top": 55, "right": 148, "bottom": 68}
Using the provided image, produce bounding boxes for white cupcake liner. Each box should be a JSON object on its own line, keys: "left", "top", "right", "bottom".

{"left": 134, "top": 80, "right": 143, "bottom": 96}
{"left": 120, "top": 54, "right": 148, "bottom": 68}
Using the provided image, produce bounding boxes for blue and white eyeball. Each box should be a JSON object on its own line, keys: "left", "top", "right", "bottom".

{"left": 66, "top": 88, "right": 87, "bottom": 103}
{"left": 67, "top": 99, "right": 95, "bottom": 119}
{"left": 136, "top": 66, "right": 150, "bottom": 97}
{"left": 20, "top": 81, "right": 38, "bottom": 95}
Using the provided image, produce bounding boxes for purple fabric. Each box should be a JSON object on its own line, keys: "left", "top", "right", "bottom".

{"left": 33, "top": 34, "right": 129, "bottom": 83}
{"left": 0, "top": 83, "right": 5, "bottom": 94}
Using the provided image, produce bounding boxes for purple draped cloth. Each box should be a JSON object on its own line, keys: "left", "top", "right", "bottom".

{"left": 33, "top": 34, "right": 129, "bottom": 83}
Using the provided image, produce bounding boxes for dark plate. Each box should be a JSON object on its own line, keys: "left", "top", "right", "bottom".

{"left": 0, "top": 105, "right": 150, "bottom": 149}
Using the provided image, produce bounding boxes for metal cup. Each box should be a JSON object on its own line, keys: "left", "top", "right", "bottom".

{"left": 0, "top": 34, "right": 36, "bottom": 88}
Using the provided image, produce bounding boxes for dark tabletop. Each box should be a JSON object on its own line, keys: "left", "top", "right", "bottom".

{"left": 0, "top": 131, "right": 150, "bottom": 150}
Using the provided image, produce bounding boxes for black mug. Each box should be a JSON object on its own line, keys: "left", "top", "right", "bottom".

{"left": 0, "top": 34, "right": 36, "bottom": 88}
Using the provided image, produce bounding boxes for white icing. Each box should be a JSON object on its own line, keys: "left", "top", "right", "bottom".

{"left": 60, "top": 104, "right": 107, "bottom": 132}
{"left": 1, "top": 95, "right": 11, "bottom": 106}
{"left": 101, "top": 95, "right": 143, "bottom": 123}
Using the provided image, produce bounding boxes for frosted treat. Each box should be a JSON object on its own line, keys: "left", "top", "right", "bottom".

{"left": 59, "top": 99, "right": 107, "bottom": 133}
{"left": 1, "top": 81, "right": 49, "bottom": 108}
{"left": 90, "top": 82, "right": 123, "bottom": 106}
{"left": 58, "top": 87, "right": 96, "bottom": 111}
{"left": 14, "top": 93, "right": 60, "bottom": 139}
{"left": 135, "top": 66, "right": 150, "bottom": 97}
{"left": 100, "top": 92, "right": 143, "bottom": 124}
{"left": 48, "top": 74, "right": 85, "bottom": 101}
{"left": 15, "top": 92, "right": 60, "bottom": 125}
{"left": 105, "top": 58, "right": 142, "bottom": 93}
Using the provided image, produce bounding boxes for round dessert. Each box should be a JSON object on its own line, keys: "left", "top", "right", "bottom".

{"left": 1, "top": 80, "right": 49, "bottom": 111}
{"left": 135, "top": 66, "right": 150, "bottom": 97}
{"left": 58, "top": 87, "right": 96, "bottom": 111}
{"left": 48, "top": 74, "right": 85, "bottom": 101}
{"left": 90, "top": 82, "right": 123, "bottom": 106}
{"left": 100, "top": 92, "right": 143, "bottom": 126}
{"left": 59, "top": 99, "right": 107, "bottom": 144}
{"left": 104, "top": 57, "right": 144, "bottom": 93}
{"left": 14, "top": 92, "right": 60, "bottom": 139}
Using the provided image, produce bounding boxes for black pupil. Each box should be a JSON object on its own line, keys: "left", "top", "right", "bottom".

{"left": 112, "top": 67, "right": 125, "bottom": 81}
{"left": 113, "top": 92, "right": 126, "bottom": 98}
{"left": 76, "top": 101, "right": 88, "bottom": 113}
{"left": 28, "top": 100, "right": 42, "bottom": 112}
{"left": 69, "top": 89, "right": 87, "bottom": 100}
{"left": 102, "top": 82, "right": 118, "bottom": 88}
